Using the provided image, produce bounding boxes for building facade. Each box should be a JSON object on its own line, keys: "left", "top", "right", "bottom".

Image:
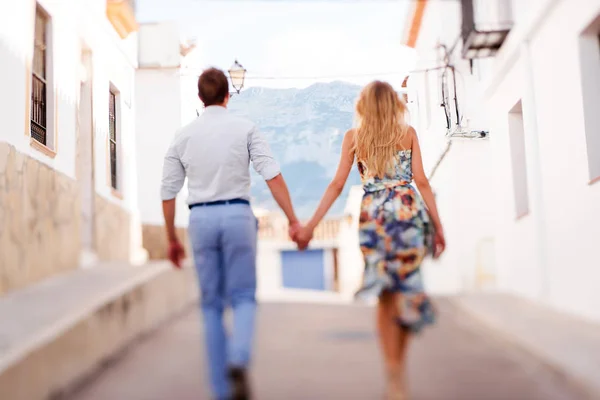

{"left": 401, "top": 0, "right": 497, "bottom": 295}
{"left": 0, "top": 0, "right": 146, "bottom": 295}
{"left": 483, "top": 0, "right": 600, "bottom": 322}
{"left": 134, "top": 21, "right": 201, "bottom": 260}
{"left": 404, "top": 0, "right": 600, "bottom": 322}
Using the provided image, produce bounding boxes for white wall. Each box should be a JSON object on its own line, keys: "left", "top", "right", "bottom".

{"left": 135, "top": 69, "right": 189, "bottom": 227}
{"left": 135, "top": 23, "right": 199, "bottom": 228}
{"left": 406, "top": 0, "right": 497, "bottom": 295}
{"left": 88, "top": 39, "right": 138, "bottom": 211}
{"left": 485, "top": 0, "right": 600, "bottom": 321}
{"left": 0, "top": 0, "right": 79, "bottom": 179}
{"left": 405, "top": 0, "right": 600, "bottom": 321}
{"left": 138, "top": 22, "right": 181, "bottom": 68}
{"left": 425, "top": 142, "right": 496, "bottom": 294}
{"left": 0, "top": 0, "right": 145, "bottom": 265}
{"left": 487, "top": 58, "right": 543, "bottom": 300}
{"left": 256, "top": 241, "right": 286, "bottom": 296}
{"left": 337, "top": 185, "right": 367, "bottom": 299}
{"left": 180, "top": 47, "right": 204, "bottom": 125}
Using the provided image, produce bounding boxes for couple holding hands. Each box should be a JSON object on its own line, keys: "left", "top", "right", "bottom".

{"left": 161, "top": 67, "right": 445, "bottom": 400}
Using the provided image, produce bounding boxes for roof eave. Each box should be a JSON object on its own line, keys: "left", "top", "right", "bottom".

{"left": 401, "top": 0, "right": 429, "bottom": 48}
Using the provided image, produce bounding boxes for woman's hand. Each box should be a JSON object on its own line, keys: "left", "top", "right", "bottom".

{"left": 433, "top": 227, "right": 446, "bottom": 259}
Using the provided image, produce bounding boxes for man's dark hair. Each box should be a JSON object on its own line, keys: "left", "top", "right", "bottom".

{"left": 198, "top": 68, "right": 229, "bottom": 106}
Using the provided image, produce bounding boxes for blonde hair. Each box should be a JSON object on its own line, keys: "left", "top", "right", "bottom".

{"left": 353, "top": 80, "right": 410, "bottom": 178}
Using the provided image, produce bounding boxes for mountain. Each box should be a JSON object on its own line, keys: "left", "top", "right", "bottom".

{"left": 228, "top": 81, "right": 363, "bottom": 218}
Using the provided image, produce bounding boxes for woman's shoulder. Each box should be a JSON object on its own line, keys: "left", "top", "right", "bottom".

{"left": 343, "top": 128, "right": 356, "bottom": 144}
{"left": 395, "top": 125, "right": 416, "bottom": 150}
{"left": 407, "top": 125, "right": 417, "bottom": 135}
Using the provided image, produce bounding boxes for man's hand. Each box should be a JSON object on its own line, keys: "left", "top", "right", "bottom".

{"left": 163, "top": 199, "right": 184, "bottom": 268}
{"left": 168, "top": 239, "right": 185, "bottom": 269}
{"left": 288, "top": 220, "right": 301, "bottom": 241}
{"left": 294, "top": 226, "right": 314, "bottom": 251}
{"left": 265, "top": 174, "right": 300, "bottom": 234}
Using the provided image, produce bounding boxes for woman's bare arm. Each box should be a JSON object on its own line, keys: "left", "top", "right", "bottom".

{"left": 306, "top": 130, "right": 355, "bottom": 231}
{"left": 410, "top": 127, "right": 443, "bottom": 231}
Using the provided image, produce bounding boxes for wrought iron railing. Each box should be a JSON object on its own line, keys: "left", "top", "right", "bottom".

{"left": 31, "top": 9, "right": 47, "bottom": 145}
{"left": 109, "top": 91, "right": 118, "bottom": 189}
{"left": 257, "top": 216, "right": 343, "bottom": 242}
{"left": 31, "top": 73, "right": 47, "bottom": 145}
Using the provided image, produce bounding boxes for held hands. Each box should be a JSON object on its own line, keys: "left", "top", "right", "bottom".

{"left": 288, "top": 221, "right": 314, "bottom": 250}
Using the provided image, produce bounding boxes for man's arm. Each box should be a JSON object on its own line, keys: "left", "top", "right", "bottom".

{"left": 248, "top": 125, "right": 298, "bottom": 226}
{"left": 161, "top": 139, "right": 186, "bottom": 266}
{"left": 265, "top": 174, "right": 298, "bottom": 226}
{"left": 162, "top": 199, "right": 178, "bottom": 243}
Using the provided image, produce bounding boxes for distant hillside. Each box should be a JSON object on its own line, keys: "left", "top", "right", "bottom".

{"left": 228, "top": 81, "right": 362, "bottom": 218}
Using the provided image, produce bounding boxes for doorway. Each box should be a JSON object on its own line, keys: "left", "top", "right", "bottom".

{"left": 281, "top": 249, "right": 326, "bottom": 291}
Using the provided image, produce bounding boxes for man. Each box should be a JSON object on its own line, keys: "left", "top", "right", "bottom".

{"left": 161, "top": 68, "right": 299, "bottom": 400}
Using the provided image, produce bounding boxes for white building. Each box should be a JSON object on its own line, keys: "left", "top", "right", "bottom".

{"left": 400, "top": 0, "right": 497, "bottom": 295}
{"left": 0, "top": 5, "right": 205, "bottom": 396}
{"left": 403, "top": 0, "right": 600, "bottom": 322}
{"left": 0, "top": 0, "right": 146, "bottom": 295}
{"left": 134, "top": 21, "right": 202, "bottom": 259}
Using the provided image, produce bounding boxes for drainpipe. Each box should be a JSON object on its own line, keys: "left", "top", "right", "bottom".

{"left": 520, "top": 42, "right": 549, "bottom": 302}
{"left": 428, "top": 140, "right": 453, "bottom": 181}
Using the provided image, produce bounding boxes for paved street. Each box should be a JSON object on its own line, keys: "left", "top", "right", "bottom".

{"left": 70, "top": 300, "right": 592, "bottom": 400}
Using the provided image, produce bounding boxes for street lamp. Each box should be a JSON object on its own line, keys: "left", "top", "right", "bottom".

{"left": 228, "top": 59, "right": 247, "bottom": 95}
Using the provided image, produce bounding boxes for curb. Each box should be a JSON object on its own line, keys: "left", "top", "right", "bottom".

{"left": 447, "top": 297, "right": 599, "bottom": 400}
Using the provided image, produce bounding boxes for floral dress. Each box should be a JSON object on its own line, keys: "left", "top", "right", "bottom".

{"left": 355, "top": 149, "right": 435, "bottom": 333}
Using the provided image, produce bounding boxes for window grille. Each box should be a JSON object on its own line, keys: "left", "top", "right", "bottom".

{"left": 109, "top": 91, "right": 118, "bottom": 189}
{"left": 31, "top": 9, "right": 48, "bottom": 144}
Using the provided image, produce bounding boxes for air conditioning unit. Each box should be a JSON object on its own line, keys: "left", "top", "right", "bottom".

{"left": 461, "top": 0, "right": 513, "bottom": 59}
{"left": 138, "top": 22, "right": 181, "bottom": 68}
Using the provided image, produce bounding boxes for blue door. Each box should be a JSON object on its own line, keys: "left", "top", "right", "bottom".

{"left": 281, "top": 250, "right": 325, "bottom": 290}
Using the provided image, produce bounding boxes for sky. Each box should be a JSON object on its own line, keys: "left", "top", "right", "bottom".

{"left": 136, "top": 0, "right": 417, "bottom": 89}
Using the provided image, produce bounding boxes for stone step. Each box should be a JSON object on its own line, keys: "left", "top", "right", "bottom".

{"left": 0, "top": 261, "right": 198, "bottom": 400}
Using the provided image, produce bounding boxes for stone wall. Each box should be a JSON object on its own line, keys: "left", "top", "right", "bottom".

{"left": 142, "top": 224, "right": 192, "bottom": 261}
{"left": 0, "top": 143, "right": 81, "bottom": 295}
{"left": 94, "top": 194, "right": 132, "bottom": 262}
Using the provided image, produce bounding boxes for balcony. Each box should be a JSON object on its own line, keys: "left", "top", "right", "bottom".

{"left": 107, "top": 0, "right": 138, "bottom": 39}
{"left": 461, "top": 0, "right": 513, "bottom": 59}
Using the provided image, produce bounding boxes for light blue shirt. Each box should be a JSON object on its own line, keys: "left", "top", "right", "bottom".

{"left": 160, "top": 106, "right": 280, "bottom": 204}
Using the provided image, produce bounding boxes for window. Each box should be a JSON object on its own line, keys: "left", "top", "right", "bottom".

{"left": 109, "top": 90, "right": 118, "bottom": 190}
{"left": 508, "top": 100, "right": 529, "bottom": 218}
{"left": 579, "top": 16, "right": 600, "bottom": 183}
{"left": 31, "top": 7, "right": 48, "bottom": 145}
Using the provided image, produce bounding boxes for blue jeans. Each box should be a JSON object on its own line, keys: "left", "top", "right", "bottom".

{"left": 188, "top": 204, "right": 258, "bottom": 399}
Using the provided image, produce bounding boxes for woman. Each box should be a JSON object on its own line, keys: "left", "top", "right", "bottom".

{"left": 293, "top": 81, "right": 445, "bottom": 399}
